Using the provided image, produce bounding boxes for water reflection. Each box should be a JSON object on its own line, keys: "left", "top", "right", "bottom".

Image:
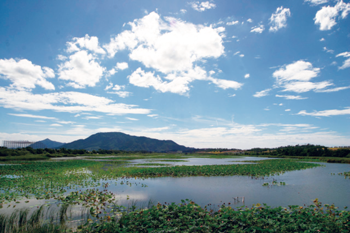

{"left": 107, "top": 162, "right": 350, "bottom": 210}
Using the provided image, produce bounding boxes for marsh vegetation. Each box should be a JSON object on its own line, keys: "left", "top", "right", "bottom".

{"left": 0, "top": 152, "right": 349, "bottom": 232}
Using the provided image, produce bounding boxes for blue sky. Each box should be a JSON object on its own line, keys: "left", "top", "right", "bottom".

{"left": 0, "top": 0, "right": 349, "bottom": 149}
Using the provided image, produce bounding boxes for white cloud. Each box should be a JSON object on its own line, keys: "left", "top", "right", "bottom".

{"left": 58, "top": 50, "right": 106, "bottom": 88}
{"left": 103, "top": 12, "right": 234, "bottom": 95}
{"left": 0, "top": 87, "right": 150, "bottom": 115}
{"left": 57, "top": 55, "right": 67, "bottom": 61}
{"left": 269, "top": 7, "right": 291, "bottom": 32}
{"left": 320, "top": 38, "right": 325, "bottom": 41}
{"left": 0, "top": 58, "right": 55, "bottom": 90}
{"left": 112, "top": 84, "right": 125, "bottom": 91}
{"left": 272, "top": 60, "right": 348, "bottom": 94}
{"left": 105, "top": 62, "right": 129, "bottom": 78}
{"left": 116, "top": 62, "right": 129, "bottom": 70}
{"left": 273, "top": 60, "right": 320, "bottom": 83}
{"left": 315, "top": 86, "right": 350, "bottom": 92}
{"left": 50, "top": 124, "right": 63, "bottom": 127}
{"left": 180, "top": 9, "right": 187, "bottom": 14}
{"left": 66, "top": 34, "right": 105, "bottom": 54}
{"left": 305, "top": 0, "right": 328, "bottom": 5}
{"left": 253, "top": 88, "right": 271, "bottom": 98}
{"left": 209, "top": 77, "right": 243, "bottom": 90}
{"left": 244, "top": 74, "right": 250, "bottom": 78}
{"left": 128, "top": 67, "right": 191, "bottom": 95}
{"left": 275, "top": 94, "right": 308, "bottom": 100}
{"left": 57, "top": 121, "right": 75, "bottom": 124}
{"left": 108, "top": 90, "right": 131, "bottom": 98}
{"left": 282, "top": 81, "right": 333, "bottom": 93}
{"left": 323, "top": 47, "right": 334, "bottom": 53}
{"left": 83, "top": 116, "right": 102, "bottom": 120}
{"left": 8, "top": 113, "right": 58, "bottom": 120}
{"left": 239, "top": 54, "right": 245, "bottom": 57}
{"left": 247, "top": 18, "right": 253, "bottom": 23}
{"left": 191, "top": 1, "right": 216, "bottom": 12}
{"left": 314, "top": 0, "right": 350, "bottom": 30}
{"left": 226, "top": 20, "right": 239, "bottom": 25}
{"left": 126, "top": 117, "right": 138, "bottom": 121}
{"left": 106, "top": 84, "right": 131, "bottom": 98}
{"left": 298, "top": 107, "right": 350, "bottom": 117}
{"left": 250, "top": 25, "right": 265, "bottom": 33}
{"left": 233, "top": 51, "right": 240, "bottom": 56}
{"left": 105, "top": 82, "right": 113, "bottom": 90}
{"left": 285, "top": 109, "right": 291, "bottom": 111}
{"left": 336, "top": 51, "right": 350, "bottom": 69}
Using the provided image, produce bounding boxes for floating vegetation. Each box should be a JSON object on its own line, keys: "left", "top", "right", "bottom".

{"left": 78, "top": 199, "right": 350, "bottom": 233}
{"left": 106, "top": 159, "right": 320, "bottom": 178}
{"left": 262, "top": 179, "right": 286, "bottom": 187}
{"left": 332, "top": 171, "right": 350, "bottom": 179}
{"left": 153, "top": 159, "right": 189, "bottom": 162}
{"left": 132, "top": 163, "right": 171, "bottom": 167}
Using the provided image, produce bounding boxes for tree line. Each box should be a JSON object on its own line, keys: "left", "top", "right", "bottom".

{"left": 248, "top": 144, "right": 350, "bottom": 157}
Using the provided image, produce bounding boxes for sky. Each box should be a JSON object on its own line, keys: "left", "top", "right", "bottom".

{"left": 0, "top": 0, "right": 349, "bottom": 149}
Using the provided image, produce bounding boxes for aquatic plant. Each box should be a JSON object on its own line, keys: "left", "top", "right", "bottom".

{"left": 79, "top": 199, "right": 350, "bottom": 232}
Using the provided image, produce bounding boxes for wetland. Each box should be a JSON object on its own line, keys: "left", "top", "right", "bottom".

{"left": 0, "top": 154, "right": 349, "bottom": 232}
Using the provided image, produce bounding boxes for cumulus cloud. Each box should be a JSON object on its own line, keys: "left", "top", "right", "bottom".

{"left": 250, "top": 25, "right": 265, "bottom": 33}
{"left": 116, "top": 62, "right": 129, "bottom": 70}
{"left": 66, "top": 34, "right": 105, "bottom": 54}
{"left": 104, "top": 12, "right": 241, "bottom": 95}
{"left": 58, "top": 50, "right": 106, "bottom": 88}
{"left": 272, "top": 60, "right": 348, "bottom": 94}
{"left": 190, "top": 1, "right": 216, "bottom": 12}
{"left": 0, "top": 58, "right": 55, "bottom": 90}
{"left": 273, "top": 60, "right": 320, "bottom": 83}
{"left": 314, "top": 0, "right": 350, "bottom": 30}
{"left": 275, "top": 94, "right": 308, "bottom": 100}
{"left": 269, "top": 7, "right": 291, "bottom": 32}
{"left": 253, "top": 88, "right": 271, "bottom": 98}
{"left": 298, "top": 107, "right": 350, "bottom": 117}
{"left": 247, "top": 18, "right": 253, "bottom": 23}
{"left": 0, "top": 87, "right": 150, "bottom": 115}
{"left": 104, "top": 12, "right": 224, "bottom": 72}
{"left": 106, "top": 62, "right": 129, "bottom": 77}
{"left": 336, "top": 51, "right": 350, "bottom": 69}
{"left": 244, "top": 74, "right": 250, "bottom": 78}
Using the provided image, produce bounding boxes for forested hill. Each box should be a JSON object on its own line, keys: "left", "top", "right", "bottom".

{"left": 29, "top": 139, "right": 64, "bottom": 149}
{"left": 60, "top": 132, "right": 192, "bottom": 152}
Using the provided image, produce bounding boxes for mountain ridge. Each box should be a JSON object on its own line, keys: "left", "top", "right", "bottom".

{"left": 60, "top": 132, "right": 193, "bottom": 152}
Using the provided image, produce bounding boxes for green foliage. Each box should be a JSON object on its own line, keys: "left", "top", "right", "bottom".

{"left": 80, "top": 199, "right": 350, "bottom": 233}
{"left": 105, "top": 159, "right": 320, "bottom": 178}
{"left": 248, "top": 144, "right": 350, "bottom": 158}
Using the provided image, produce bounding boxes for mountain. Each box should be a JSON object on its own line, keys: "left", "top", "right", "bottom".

{"left": 30, "top": 138, "right": 65, "bottom": 149}
{"left": 60, "top": 132, "right": 192, "bottom": 152}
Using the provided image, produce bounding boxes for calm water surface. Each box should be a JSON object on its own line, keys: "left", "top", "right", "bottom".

{"left": 108, "top": 161, "right": 350, "bottom": 209}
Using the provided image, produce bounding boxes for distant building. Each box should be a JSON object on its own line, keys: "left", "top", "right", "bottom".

{"left": 2, "top": 140, "right": 35, "bottom": 149}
